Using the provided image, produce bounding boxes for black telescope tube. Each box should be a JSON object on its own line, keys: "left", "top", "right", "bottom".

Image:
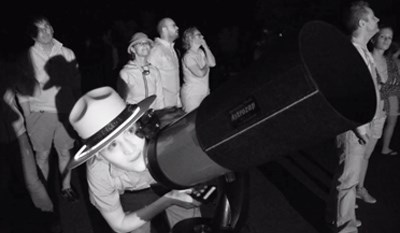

{"left": 146, "top": 21, "right": 377, "bottom": 188}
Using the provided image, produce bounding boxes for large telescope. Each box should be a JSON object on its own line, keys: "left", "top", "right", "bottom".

{"left": 145, "top": 21, "right": 377, "bottom": 189}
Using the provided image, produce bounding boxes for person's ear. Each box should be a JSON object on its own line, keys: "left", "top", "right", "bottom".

{"left": 359, "top": 19, "right": 366, "bottom": 28}
{"left": 161, "top": 26, "right": 168, "bottom": 36}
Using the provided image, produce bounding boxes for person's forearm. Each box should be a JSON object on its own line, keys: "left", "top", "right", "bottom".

{"left": 187, "top": 64, "right": 208, "bottom": 77}
{"left": 18, "top": 133, "right": 41, "bottom": 189}
{"left": 203, "top": 45, "right": 216, "bottom": 67}
{"left": 200, "top": 65, "right": 209, "bottom": 76}
{"left": 115, "top": 196, "right": 172, "bottom": 233}
{"left": 134, "top": 196, "right": 172, "bottom": 221}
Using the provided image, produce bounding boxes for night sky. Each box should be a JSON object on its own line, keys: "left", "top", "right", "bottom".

{"left": 1, "top": 0, "right": 399, "bottom": 61}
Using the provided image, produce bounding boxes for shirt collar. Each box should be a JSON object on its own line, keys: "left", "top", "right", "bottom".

{"left": 32, "top": 38, "right": 63, "bottom": 55}
{"left": 351, "top": 37, "right": 368, "bottom": 51}
{"left": 155, "top": 37, "right": 175, "bottom": 48}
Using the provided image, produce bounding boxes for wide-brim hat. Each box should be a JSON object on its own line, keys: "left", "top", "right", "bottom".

{"left": 127, "top": 32, "right": 153, "bottom": 54}
{"left": 67, "top": 86, "right": 155, "bottom": 170}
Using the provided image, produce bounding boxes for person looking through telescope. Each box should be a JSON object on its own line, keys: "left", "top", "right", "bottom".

{"left": 67, "top": 87, "right": 201, "bottom": 233}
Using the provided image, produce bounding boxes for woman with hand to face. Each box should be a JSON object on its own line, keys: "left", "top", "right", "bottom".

{"left": 181, "top": 27, "right": 216, "bottom": 113}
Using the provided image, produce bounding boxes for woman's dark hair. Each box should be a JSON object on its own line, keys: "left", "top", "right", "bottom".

{"left": 369, "top": 25, "right": 394, "bottom": 55}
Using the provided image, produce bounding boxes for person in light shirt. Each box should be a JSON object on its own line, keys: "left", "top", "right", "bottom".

{"left": 68, "top": 87, "right": 201, "bottom": 233}
{"left": 148, "top": 17, "right": 181, "bottom": 108}
{"left": 180, "top": 27, "right": 216, "bottom": 113}
{"left": 16, "top": 15, "right": 81, "bottom": 202}
{"left": 118, "top": 32, "right": 165, "bottom": 110}
{"left": 327, "top": 2, "right": 385, "bottom": 233}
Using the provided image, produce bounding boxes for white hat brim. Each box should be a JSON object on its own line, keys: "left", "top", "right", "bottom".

{"left": 68, "top": 95, "right": 156, "bottom": 170}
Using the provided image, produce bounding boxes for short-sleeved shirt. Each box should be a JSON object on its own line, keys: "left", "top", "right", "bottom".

{"left": 119, "top": 61, "right": 165, "bottom": 110}
{"left": 86, "top": 156, "right": 156, "bottom": 212}
{"left": 17, "top": 39, "right": 80, "bottom": 114}
{"left": 181, "top": 49, "right": 210, "bottom": 95}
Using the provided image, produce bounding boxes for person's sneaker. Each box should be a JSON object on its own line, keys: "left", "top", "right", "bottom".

{"left": 356, "top": 219, "right": 362, "bottom": 227}
{"left": 356, "top": 187, "right": 377, "bottom": 204}
{"left": 61, "top": 187, "right": 79, "bottom": 202}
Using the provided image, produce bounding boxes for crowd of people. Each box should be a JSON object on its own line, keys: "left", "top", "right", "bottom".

{"left": 1, "top": 15, "right": 217, "bottom": 233}
{"left": 1, "top": 1, "right": 400, "bottom": 233}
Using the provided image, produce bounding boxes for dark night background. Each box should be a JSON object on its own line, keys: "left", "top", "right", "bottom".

{"left": 1, "top": 0, "right": 399, "bottom": 65}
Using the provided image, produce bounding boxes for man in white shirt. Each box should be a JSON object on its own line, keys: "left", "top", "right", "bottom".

{"left": 148, "top": 17, "right": 182, "bottom": 108}
{"left": 17, "top": 16, "right": 81, "bottom": 202}
{"left": 329, "top": 2, "right": 385, "bottom": 233}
